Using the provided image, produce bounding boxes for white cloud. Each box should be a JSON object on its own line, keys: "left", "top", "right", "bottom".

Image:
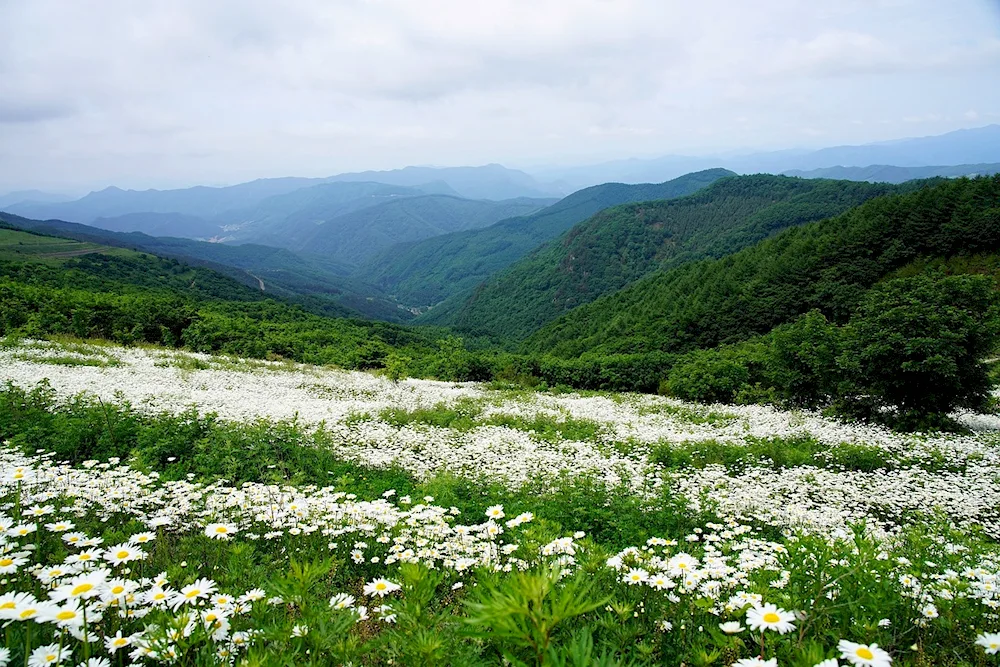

{"left": 0, "top": 0, "right": 998, "bottom": 191}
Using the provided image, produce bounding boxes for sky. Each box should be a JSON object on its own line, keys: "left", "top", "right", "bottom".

{"left": 1, "top": 0, "right": 999, "bottom": 193}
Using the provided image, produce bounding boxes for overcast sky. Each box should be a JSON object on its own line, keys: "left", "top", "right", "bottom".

{"left": 1, "top": 0, "right": 999, "bottom": 193}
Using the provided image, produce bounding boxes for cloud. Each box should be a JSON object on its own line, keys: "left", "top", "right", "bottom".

{"left": 0, "top": 0, "right": 998, "bottom": 191}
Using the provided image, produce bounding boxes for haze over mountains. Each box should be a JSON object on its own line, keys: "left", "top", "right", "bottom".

{"left": 2, "top": 124, "right": 999, "bottom": 333}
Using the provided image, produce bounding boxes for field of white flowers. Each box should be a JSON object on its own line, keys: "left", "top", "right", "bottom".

{"left": 1, "top": 338, "right": 999, "bottom": 665}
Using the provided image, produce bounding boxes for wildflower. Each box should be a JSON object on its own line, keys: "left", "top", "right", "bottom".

{"left": 36, "top": 600, "right": 90, "bottom": 628}
{"left": 625, "top": 568, "right": 649, "bottom": 585}
{"left": 734, "top": 659, "right": 777, "bottom": 667}
{"left": 838, "top": 640, "right": 892, "bottom": 666}
{"left": 205, "top": 523, "right": 238, "bottom": 540}
{"left": 129, "top": 532, "right": 155, "bottom": 544}
{"left": 719, "top": 621, "right": 745, "bottom": 634}
{"left": 815, "top": 661, "right": 840, "bottom": 667}
{"left": 27, "top": 644, "right": 66, "bottom": 667}
{"left": 363, "top": 578, "right": 401, "bottom": 598}
{"left": 50, "top": 570, "right": 108, "bottom": 601}
{"left": 976, "top": 632, "right": 1000, "bottom": 655}
{"left": 291, "top": 624, "right": 308, "bottom": 637}
{"left": 45, "top": 520, "right": 74, "bottom": 532}
{"left": 0, "top": 554, "right": 27, "bottom": 574}
{"left": 747, "top": 603, "right": 796, "bottom": 634}
{"left": 485, "top": 505, "right": 505, "bottom": 519}
{"left": 105, "top": 631, "right": 133, "bottom": 653}
{"left": 104, "top": 543, "right": 144, "bottom": 565}
{"left": 172, "top": 578, "right": 217, "bottom": 608}
{"left": 0, "top": 647, "right": 9, "bottom": 667}
{"left": 329, "top": 593, "right": 356, "bottom": 610}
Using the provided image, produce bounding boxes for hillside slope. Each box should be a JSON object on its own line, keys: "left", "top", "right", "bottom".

{"left": 435, "top": 175, "right": 904, "bottom": 341}
{"left": 356, "top": 168, "right": 733, "bottom": 309}
{"left": 0, "top": 213, "right": 412, "bottom": 321}
{"left": 292, "top": 195, "right": 555, "bottom": 266}
{"left": 524, "top": 175, "right": 1000, "bottom": 358}
{"left": 784, "top": 163, "right": 1000, "bottom": 183}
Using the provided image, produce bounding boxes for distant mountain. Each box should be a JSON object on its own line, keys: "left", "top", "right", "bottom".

{"left": 288, "top": 195, "right": 555, "bottom": 266}
{"left": 0, "top": 212, "right": 411, "bottom": 322}
{"left": 523, "top": 175, "right": 1000, "bottom": 359}
{"left": 783, "top": 163, "right": 1000, "bottom": 183}
{"left": 0, "top": 190, "right": 74, "bottom": 209}
{"left": 326, "top": 164, "right": 565, "bottom": 200}
{"left": 356, "top": 168, "right": 734, "bottom": 309}
{"left": 533, "top": 125, "right": 1000, "bottom": 189}
{"left": 215, "top": 181, "right": 446, "bottom": 246}
{"left": 427, "top": 175, "right": 910, "bottom": 340}
{"left": 4, "top": 176, "right": 339, "bottom": 223}
{"left": 90, "top": 212, "right": 223, "bottom": 238}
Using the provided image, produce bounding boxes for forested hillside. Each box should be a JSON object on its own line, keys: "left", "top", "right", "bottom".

{"left": 0, "top": 222, "right": 450, "bottom": 369}
{"left": 436, "top": 175, "right": 906, "bottom": 341}
{"left": 0, "top": 213, "right": 415, "bottom": 322}
{"left": 525, "top": 175, "right": 1000, "bottom": 359}
{"left": 356, "top": 168, "right": 733, "bottom": 309}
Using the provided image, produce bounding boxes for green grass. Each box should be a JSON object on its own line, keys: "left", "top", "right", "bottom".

{"left": 0, "top": 227, "right": 130, "bottom": 263}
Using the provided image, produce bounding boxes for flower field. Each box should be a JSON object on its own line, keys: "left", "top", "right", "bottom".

{"left": 1, "top": 338, "right": 999, "bottom": 665}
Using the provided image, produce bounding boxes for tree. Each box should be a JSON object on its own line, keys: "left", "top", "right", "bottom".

{"left": 838, "top": 274, "right": 1000, "bottom": 427}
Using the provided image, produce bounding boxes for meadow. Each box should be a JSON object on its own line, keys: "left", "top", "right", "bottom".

{"left": 1, "top": 338, "right": 999, "bottom": 666}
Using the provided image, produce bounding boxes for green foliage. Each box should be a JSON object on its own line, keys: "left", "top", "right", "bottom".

{"left": 446, "top": 175, "right": 900, "bottom": 341}
{"left": 526, "top": 175, "right": 1000, "bottom": 359}
{"left": 465, "top": 567, "right": 611, "bottom": 666}
{"left": 838, "top": 273, "right": 1000, "bottom": 426}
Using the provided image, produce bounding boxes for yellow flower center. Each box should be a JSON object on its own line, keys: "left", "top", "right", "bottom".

{"left": 678, "top": 563, "right": 687, "bottom": 569}
{"left": 113, "top": 638, "right": 127, "bottom": 647}
{"left": 762, "top": 612, "right": 781, "bottom": 624}
{"left": 56, "top": 610, "right": 77, "bottom": 621}
{"left": 0, "top": 602, "right": 14, "bottom": 610}
{"left": 19, "top": 608, "right": 37, "bottom": 619}
{"left": 0, "top": 558, "right": 13, "bottom": 567}
{"left": 215, "top": 526, "right": 228, "bottom": 534}
{"left": 185, "top": 589, "right": 201, "bottom": 598}
{"left": 116, "top": 550, "right": 129, "bottom": 559}
{"left": 376, "top": 583, "right": 387, "bottom": 590}
{"left": 78, "top": 554, "right": 91, "bottom": 561}
{"left": 71, "top": 583, "right": 93, "bottom": 596}
{"left": 856, "top": 648, "right": 874, "bottom": 660}
{"left": 45, "top": 655, "right": 56, "bottom": 662}
{"left": 112, "top": 586, "right": 125, "bottom": 595}
{"left": 153, "top": 593, "right": 166, "bottom": 600}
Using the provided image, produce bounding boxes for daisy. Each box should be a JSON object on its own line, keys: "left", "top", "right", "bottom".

{"left": 129, "top": 532, "right": 156, "bottom": 545}
{"left": 363, "top": 578, "right": 401, "bottom": 598}
{"left": 204, "top": 523, "right": 238, "bottom": 540}
{"left": 747, "top": 603, "right": 796, "bottom": 634}
{"left": 734, "top": 659, "right": 777, "bottom": 667}
{"left": 44, "top": 520, "right": 74, "bottom": 532}
{"left": 104, "top": 543, "right": 145, "bottom": 565}
{"left": 485, "top": 505, "right": 505, "bottom": 519}
{"left": 172, "top": 578, "right": 217, "bottom": 608}
{"left": 976, "top": 632, "right": 1000, "bottom": 655}
{"left": 624, "top": 568, "right": 649, "bottom": 585}
{"left": 719, "top": 621, "right": 745, "bottom": 634}
{"left": 50, "top": 570, "right": 108, "bottom": 602}
{"left": 838, "top": 640, "right": 892, "bottom": 667}
{"left": 815, "top": 660, "right": 840, "bottom": 667}
{"left": 27, "top": 643, "right": 66, "bottom": 667}
{"left": 105, "top": 631, "right": 134, "bottom": 653}
{"left": 330, "top": 593, "right": 356, "bottom": 610}
{"left": 0, "top": 554, "right": 28, "bottom": 574}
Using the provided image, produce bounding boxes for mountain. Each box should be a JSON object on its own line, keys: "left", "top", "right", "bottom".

{"left": 5, "top": 176, "right": 337, "bottom": 222}
{"left": 533, "top": 125, "right": 1000, "bottom": 189}
{"left": 286, "top": 195, "right": 555, "bottom": 266}
{"left": 355, "top": 168, "right": 734, "bottom": 309}
{"left": 90, "top": 212, "right": 223, "bottom": 238}
{"left": 429, "top": 175, "right": 910, "bottom": 341}
{"left": 523, "top": 175, "right": 1000, "bottom": 359}
{"left": 0, "top": 212, "right": 412, "bottom": 322}
{"left": 783, "top": 163, "right": 1000, "bottom": 183}
{"left": 214, "top": 181, "right": 446, "bottom": 245}
{"left": 325, "top": 164, "right": 564, "bottom": 200}
{"left": 0, "top": 190, "right": 74, "bottom": 209}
